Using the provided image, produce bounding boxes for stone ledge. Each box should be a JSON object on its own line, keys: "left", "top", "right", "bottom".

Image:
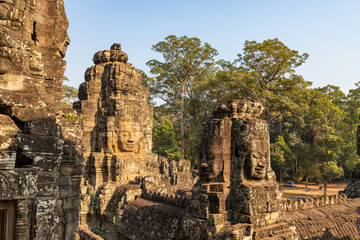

{"left": 282, "top": 193, "right": 347, "bottom": 212}
{"left": 78, "top": 225, "right": 105, "bottom": 240}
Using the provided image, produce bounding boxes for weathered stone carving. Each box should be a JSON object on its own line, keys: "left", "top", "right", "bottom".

{"left": 199, "top": 118, "right": 231, "bottom": 183}
{"left": 77, "top": 44, "right": 195, "bottom": 235}
{"left": 0, "top": 1, "right": 84, "bottom": 239}
{"left": 182, "top": 100, "right": 296, "bottom": 239}
{"left": 77, "top": 44, "right": 154, "bottom": 189}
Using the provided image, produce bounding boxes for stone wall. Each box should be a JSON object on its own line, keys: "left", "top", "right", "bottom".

{"left": 0, "top": 1, "right": 84, "bottom": 239}
{"left": 141, "top": 189, "right": 190, "bottom": 208}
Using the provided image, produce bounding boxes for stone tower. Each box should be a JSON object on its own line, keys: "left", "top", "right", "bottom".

{"left": 0, "top": 0, "right": 84, "bottom": 239}
{"left": 77, "top": 44, "right": 194, "bottom": 233}
{"left": 76, "top": 43, "right": 153, "bottom": 188}
{"left": 183, "top": 100, "right": 296, "bottom": 239}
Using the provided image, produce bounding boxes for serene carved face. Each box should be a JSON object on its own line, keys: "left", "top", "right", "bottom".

{"left": 199, "top": 135, "right": 223, "bottom": 181}
{"left": 117, "top": 123, "right": 139, "bottom": 152}
{"left": 244, "top": 139, "right": 269, "bottom": 180}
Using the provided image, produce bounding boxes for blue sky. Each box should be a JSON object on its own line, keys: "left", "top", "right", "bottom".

{"left": 63, "top": 0, "right": 360, "bottom": 94}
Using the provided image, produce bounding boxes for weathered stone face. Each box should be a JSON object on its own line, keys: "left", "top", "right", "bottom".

{"left": 185, "top": 100, "right": 289, "bottom": 238}
{"left": 246, "top": 139, "right": 268, "bottom": 180}
{"left": 228, "top": 100, "right": 271, "bottom": 182}
{"left": 117, "top": 121, "right": 140, "bottom": 152}
{"left": 232, "top": 118, "right": 270, "bottom": 181}
{"left": 199, "top": 119, "right": 231, "bottom": 182}
{"left": 78, "top": 44, "right": 154, "bottom": 189}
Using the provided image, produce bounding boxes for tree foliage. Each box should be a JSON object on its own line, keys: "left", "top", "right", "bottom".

{"left": 143, "top": 36, "right": 360, "bottom": 188}
{"left": 271, "top": 136, "right": 294, "bottom": 183}
{"left": 153, "top": 119, "right": 183, "bottom": 160}
{"left": 146, "top": 35, "right": 218, "bottom": 157}
{"left": 62, "top": 76, "right": 79, "bottom": 108}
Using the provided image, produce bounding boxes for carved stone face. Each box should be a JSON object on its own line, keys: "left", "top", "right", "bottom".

{"left": 117, "top": 123, "right": 140, "bottom": 152}
{"left": 244, "top": 139, "right": 269, "bottom": 180}
{"left": 199, "top": 135, "right": 223, "bottom": 182}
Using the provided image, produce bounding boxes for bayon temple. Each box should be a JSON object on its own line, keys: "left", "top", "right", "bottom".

{"left": 1, "top": 1, "right": 360, "bottom": 239}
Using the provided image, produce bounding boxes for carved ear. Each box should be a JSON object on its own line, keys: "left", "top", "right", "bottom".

{"left": 243, "top": 151, "right": 252, "bottom": 179}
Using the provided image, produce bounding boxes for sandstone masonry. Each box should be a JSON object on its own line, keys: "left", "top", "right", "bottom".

{"left": 0, "top": 0, "right": 84, "bottom": 240}
{"left": 76, "top": 44, "right": 195, "bottom": 237}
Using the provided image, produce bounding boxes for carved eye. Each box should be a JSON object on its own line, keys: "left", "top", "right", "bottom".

{"left": 252, "top": 153, "right": 260, "bottom": 158}
{"left": 120, "top": 131, "right": 129, "bottom": 137}
{"left": 207, "top": 153, "right": 215, "bottom": 160}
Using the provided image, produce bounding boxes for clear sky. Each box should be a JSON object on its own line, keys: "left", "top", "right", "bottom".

{"left": 63, "top": 0, "right": 360, "bottom": 94}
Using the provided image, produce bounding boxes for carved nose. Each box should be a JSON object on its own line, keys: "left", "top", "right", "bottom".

{"left": 201, "top": 163, "right": 208, "bottom": 168}
{"left": 128, "top": 135, "right": 134, "bottom": 142}
{"left": 258, "top": 162, "right": 265, "bottom": 167}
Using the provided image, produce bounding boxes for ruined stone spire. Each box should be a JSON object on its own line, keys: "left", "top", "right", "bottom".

{"left": 92, "top": 43, "right": 128, "bottom": 64}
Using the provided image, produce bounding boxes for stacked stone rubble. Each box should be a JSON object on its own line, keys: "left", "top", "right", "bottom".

{"left": 0, "top": 1, "right": 84, "bottom": 239}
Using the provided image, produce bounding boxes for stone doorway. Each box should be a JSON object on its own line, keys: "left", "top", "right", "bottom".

{"left": 0, "top": 201, "right": 15, "bottom": 240}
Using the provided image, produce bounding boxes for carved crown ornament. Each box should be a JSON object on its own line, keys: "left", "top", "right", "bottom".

{"left": 212, "top": 100, "right": 264, "bottom": 120}
{"left": 93, "top": 43, "right": 128, "bottom": 64}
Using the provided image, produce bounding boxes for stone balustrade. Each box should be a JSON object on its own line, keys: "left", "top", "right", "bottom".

{"left": 141, "top": 189, "right": 190, "bottom": 208}
{"left": 282, "top": 193, "right": 347, "bottom": 212}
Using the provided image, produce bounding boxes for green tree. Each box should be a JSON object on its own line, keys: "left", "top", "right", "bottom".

{"left": 153, "top": 119, "right": 182, "bottom": 160}
{"left": 271, "top": 136, "right": 294, "bottom": 183}
{"left": 299, "top": 159, "right": 320, "bottom": 188}
{"left": 238, "top": 38, "right": 309, "bottom": 123}
{"left": 321, "top": 161, "right": 344, "bottom": 195}
{"left": 306, "top": 89, "right": 345, "bottom": 195}
{"left": 62, "top": 76, "right": 78, "bottom": 108}
{"left": 317, "top": 85, "right": 346, "bottom": 108}
{"left": 315, "top": 85, "right": 360, "bottom": 179}
{"left": 146, "top": 35, "right": 218, "bottom": 155}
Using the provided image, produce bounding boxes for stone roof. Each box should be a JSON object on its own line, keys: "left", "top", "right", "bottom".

{"left": 284, "top": 198, "right": 360, "bottom": 239}
{"left": 119, "top": 198, "right": 187, "bottom": 239}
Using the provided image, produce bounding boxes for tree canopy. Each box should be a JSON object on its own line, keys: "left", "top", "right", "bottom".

{"left": 146, "top": 35, "right": 218, "bottom": 156}
{"left": 143, "top": 36, "right": 359, "bottom": 190}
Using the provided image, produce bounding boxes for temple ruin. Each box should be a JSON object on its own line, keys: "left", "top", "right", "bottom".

{"left": 0, "top": 0, "right": 83, "bottom": 239}
{"left": 75, "top": 44, "right": 195, "bottom": 238}
{"left": 1, "top": 1, "right": 360, "bottom": 239}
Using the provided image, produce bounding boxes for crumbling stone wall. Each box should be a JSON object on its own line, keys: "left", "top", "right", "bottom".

{"left": 0, "top": 1, "right": 83, "bottom": 239}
